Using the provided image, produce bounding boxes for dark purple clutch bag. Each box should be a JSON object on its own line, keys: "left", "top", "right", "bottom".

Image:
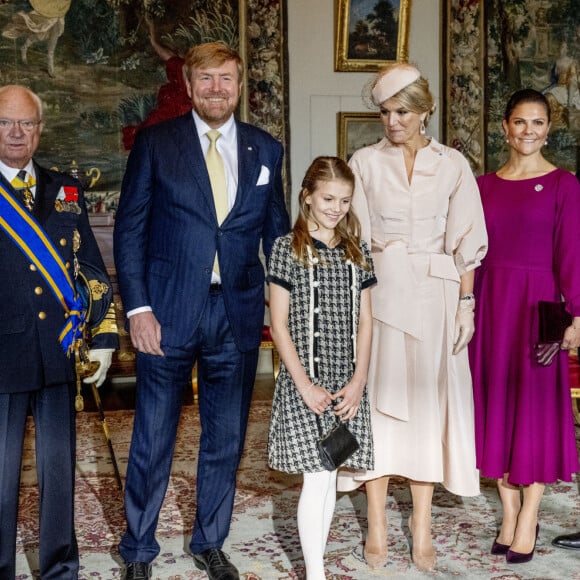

{"left": 538, "top": 301, "right": 572, "bottom": 344}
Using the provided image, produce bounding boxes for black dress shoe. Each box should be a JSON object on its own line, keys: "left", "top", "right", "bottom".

{"left": 552, "top": 531, "right": 580, "bottom": 550}
{"left": 123, "top": 561, "right": 152, "bottom": 580}
{"left": 193, "top": 548, "right": 240, "bottom": 580}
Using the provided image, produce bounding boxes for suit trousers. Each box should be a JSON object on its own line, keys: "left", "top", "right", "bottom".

{"left": 119, "top": 290, "right": 259, "bottom": 563}
{"left": 0, "top": 383, "right": 78, "bottom": 579}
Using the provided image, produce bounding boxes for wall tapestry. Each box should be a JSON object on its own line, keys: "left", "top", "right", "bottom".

{"left": 443, "top": 0, "right": 580, "bottom": 175}
{"left": 0, "top": 0, "right": 290, "bottom": 205}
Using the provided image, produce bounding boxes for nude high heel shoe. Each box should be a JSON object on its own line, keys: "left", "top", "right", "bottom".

{"left": 409, "top": 515, "right": 436, "bottom": 572}
{"left": 363, "top": 516, "right": 388, "bottom": 569}
{"left": 363, "top": 544, "right": 388, "bottom": 569}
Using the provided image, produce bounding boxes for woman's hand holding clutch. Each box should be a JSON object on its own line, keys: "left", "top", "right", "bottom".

{"left": 535, "top": 342, "right": 561, "bottom": 366}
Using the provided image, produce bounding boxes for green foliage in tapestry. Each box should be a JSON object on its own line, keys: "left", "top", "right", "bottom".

{"left": 485, "top": 0, "right": 580, "bottom": 172}
{"left": 66, "top": 0, "right": 120, "bottom": 63}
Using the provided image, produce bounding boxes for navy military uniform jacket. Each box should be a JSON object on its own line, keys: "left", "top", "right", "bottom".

{"left": 0, "top": 162, "right": 118, "bottom": 393}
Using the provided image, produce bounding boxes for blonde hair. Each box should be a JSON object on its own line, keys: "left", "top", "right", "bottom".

{"left": 373, "top": 63, "right": 436, "bottom": 125}
{"left": 291, "top": 156, "right": 370, "bottom": 270}
{"left": 183, "top": 42, "right": 243, "bottom": 81}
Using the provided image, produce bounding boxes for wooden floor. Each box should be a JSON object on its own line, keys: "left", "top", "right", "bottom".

{"left": 81, "top": 373, "right": 275, "bottom": 413}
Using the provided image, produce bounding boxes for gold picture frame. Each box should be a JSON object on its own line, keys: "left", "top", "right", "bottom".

{"left": 334, "top": 0, "right": 411, "bottom": 72}
{"left": 337, "top": 112, "right": 383, "bottom": 161}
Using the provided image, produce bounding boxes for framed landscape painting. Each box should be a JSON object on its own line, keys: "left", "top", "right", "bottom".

{"left": 335, "top": 0, "right": 411, "bottom": 72}
{"left": 337, "top": 111, "right": 383, "bottom": 160}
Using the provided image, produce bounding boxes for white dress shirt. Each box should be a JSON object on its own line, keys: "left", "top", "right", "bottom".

{"left": 0, "top": 159, "right": 36, "bottom": 199}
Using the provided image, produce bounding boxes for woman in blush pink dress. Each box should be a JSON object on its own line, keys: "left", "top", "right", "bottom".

{"left": 469, "top": 89, "right": 580, "bottom": 564}
{"left": 337, "top": 63, "right": 488, "bottom": 573}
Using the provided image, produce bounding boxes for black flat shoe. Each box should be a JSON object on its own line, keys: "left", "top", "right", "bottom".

{"left": 506, "top": 524, "right": 539, "bottom": 564}
{"left": 123, "top": 561, "right": 152, "bottom": 580}
{"left": 193, "top": 548, "right": 240, "bottom": 580}
{"left": 552, "top": 531, "right": 580, "bottom": 550}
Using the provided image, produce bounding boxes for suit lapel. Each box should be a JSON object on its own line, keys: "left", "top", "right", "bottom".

{"left": 172, "top": 115, "right": 218, "bottom": 219}
{"left": 0, "top": 173, "right": 19, "bottom": 202}
{"left": 171, "top": 117, "right": 262, "bottom": 223}
{"left": 235, "top": 123, "right": 260, "bottom": 213}
{"left": 33, "top": 164, "right": 59, "bottom": 225}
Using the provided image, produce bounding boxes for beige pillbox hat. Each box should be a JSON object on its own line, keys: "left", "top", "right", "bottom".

{"left": 372, "top": 63, "right": 421, "bottom": 105}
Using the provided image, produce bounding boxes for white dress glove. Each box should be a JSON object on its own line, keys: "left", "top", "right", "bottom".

{"left": 83, "top": 348, "right": 114, "bottom": 388}
{"left": 453, "top": 298, "right": 475, "bottom": 355}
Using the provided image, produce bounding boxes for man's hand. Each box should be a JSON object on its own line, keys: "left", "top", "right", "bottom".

{"left": 83, "top": 348, "right": 114, "bottom": 387}
{"left": 129, "top": 311, "right": 164, "bottom": 355}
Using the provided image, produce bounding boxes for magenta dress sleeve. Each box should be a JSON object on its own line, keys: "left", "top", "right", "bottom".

{"left": 553, "top": 171, "right": 580, "bottom": 316}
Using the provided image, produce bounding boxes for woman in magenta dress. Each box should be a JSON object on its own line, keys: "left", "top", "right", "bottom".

{"left": 470, "top": 89, "right": 580, "bottom": 564}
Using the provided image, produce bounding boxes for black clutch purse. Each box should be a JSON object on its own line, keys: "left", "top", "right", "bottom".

{"left": 538, "top": 300, "right": 572, "bottom": 344}
{"left": 317, "top": 415, "right": 359, "bottom": 471}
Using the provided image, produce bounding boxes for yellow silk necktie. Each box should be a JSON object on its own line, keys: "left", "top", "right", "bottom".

{"left": 11, "top": 169, "right": 35, "bottom": 211}
{"left": 206, "top": 130, "right": 228, "bottom": 275}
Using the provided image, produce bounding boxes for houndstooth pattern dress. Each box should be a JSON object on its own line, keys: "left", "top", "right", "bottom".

{"left": 267, "top": 234, "right": 377, "bottom": 474}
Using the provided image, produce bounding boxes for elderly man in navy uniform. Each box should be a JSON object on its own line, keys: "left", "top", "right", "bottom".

{"left": 0, "top": 84, "right": 118, "bottom": 578}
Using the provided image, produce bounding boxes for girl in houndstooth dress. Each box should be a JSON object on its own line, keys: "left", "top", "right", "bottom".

{"left": 267, "top": 156, "right": 376, "bottom": 579}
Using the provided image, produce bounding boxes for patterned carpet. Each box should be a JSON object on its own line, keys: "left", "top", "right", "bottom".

{"left": 15, "top": 395, "right": 580, "bottom": 580}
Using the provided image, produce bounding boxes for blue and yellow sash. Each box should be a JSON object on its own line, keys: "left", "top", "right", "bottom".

{"left": 0, "top": 182, "right": 85, "bottom": 354}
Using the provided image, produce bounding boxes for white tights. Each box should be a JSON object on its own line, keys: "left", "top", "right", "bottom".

{"left": 297, "top": 470, "right": 337, "bottom": 579}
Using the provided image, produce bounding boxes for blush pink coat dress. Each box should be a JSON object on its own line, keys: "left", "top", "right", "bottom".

{"left": 337, "top": 137, "right": 487, "bottom": 497}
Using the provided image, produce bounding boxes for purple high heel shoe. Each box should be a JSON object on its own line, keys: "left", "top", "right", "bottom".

{"left": 506, "top": 524, "right": 540, "bottom": 564}
{"left": 491, "top": 537, "right": 510, "bottom": 555}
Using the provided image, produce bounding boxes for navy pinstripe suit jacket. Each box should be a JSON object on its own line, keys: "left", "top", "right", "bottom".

{"left": 114, "top": 112, "right": 290, "bottom": 352}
